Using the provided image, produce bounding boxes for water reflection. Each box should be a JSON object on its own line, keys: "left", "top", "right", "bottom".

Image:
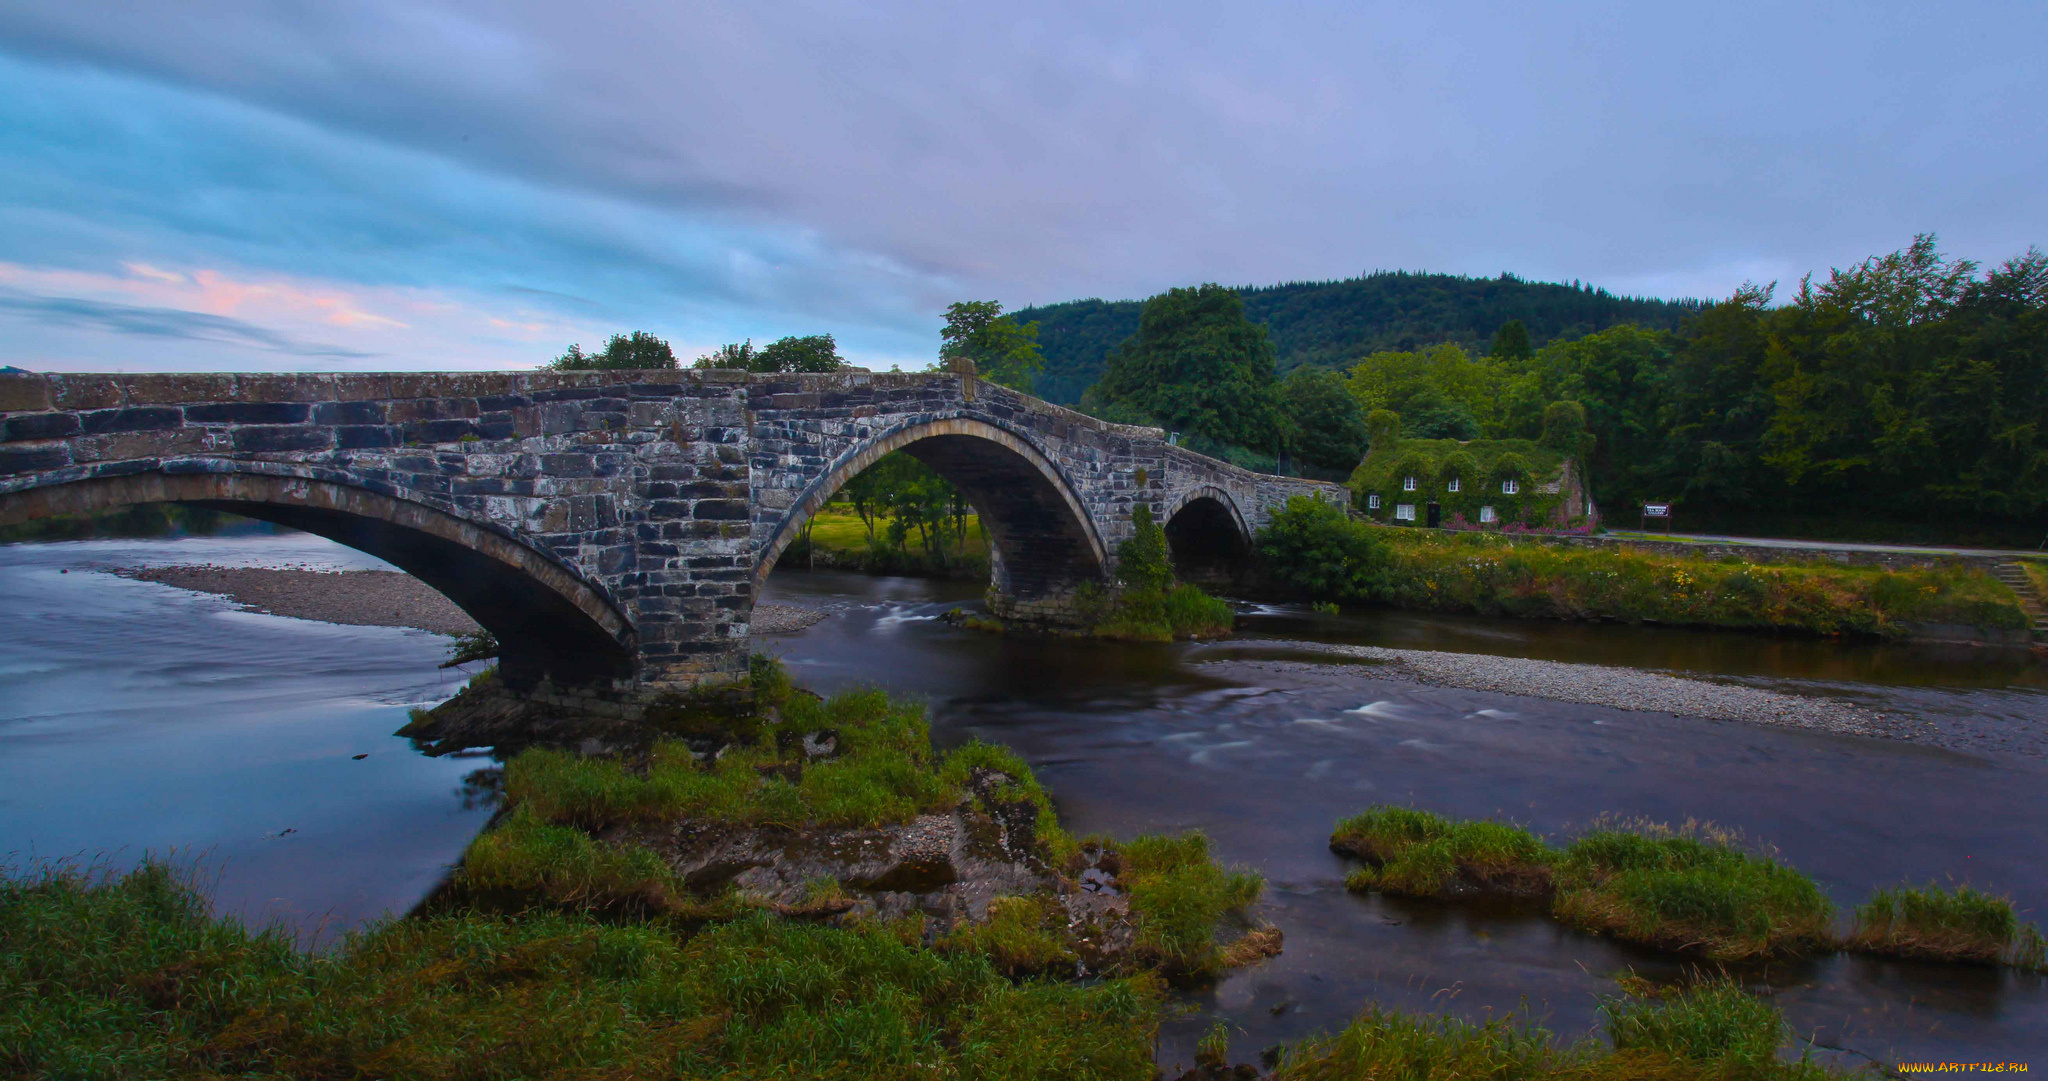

{"left": 0, "top": 533, "right": 496, "bottom": 945}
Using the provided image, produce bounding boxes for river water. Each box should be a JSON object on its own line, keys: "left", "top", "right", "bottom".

{"left": 3, "top": 535, "right": 2045, "bottom": 1066}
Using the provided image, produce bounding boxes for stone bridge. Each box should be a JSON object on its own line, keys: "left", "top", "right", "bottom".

{"left": 0, "top": 368, "right": 1344, "bottom": 708}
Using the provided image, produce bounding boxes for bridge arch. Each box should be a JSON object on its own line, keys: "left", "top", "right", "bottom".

{"left": 1163, "top": 485, "right": 1254, "bottom": 582}
{"left": 755, "top": 416, "right": 1108, "bottom": 600}
{"left": 0, "top": 464, "right": 635, "bottom": 691}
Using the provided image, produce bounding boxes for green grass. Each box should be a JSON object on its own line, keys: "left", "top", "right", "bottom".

{"left": 1272, "top": 978, "right": 1839, "bottom": 1081}
{"left": 1094, "top": 584, "right": 1236, "bottom": 641}
{"left": 0, "top": 863, "right": 1162, "bottom": 1080}
{"left": 1110, "top": 832, "right": 1265, "bottom": 980}
{"left": 1364, "top": 530, "right": 2030, "bottom": 637}
{"left": 1330, "top": 806, "right": 1556, "bottom": 898}
{"left": 1847, "top": 883, "right": 2030, "bottom": 966}
{"left": 1551, "top": 823, "right": 1835, "bottom": 961}
{"left": 1333, "top": 808, "right": 1833, "bottom": 961}
{"left": 787, "top": 507, "right": 991, "bottom": 580}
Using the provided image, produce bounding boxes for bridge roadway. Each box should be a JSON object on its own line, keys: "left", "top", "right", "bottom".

{"left": 0, "top": 367, "right": 1344, "bottom": 713}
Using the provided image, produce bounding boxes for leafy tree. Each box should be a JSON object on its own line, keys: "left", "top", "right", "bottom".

{"left": 940, "top": 301, "right": 1045, "bottom": 391}
{"left": 1489, "top": 319, "right": 1533, "bottom": 361}
{"left": 1400, "top": 388, "right": 1481, "bottom": 440}
{"left": 696, "top": 335, "right": 844, "bottom": 373}
{"left": 1278, "top": 367, "right": 1369, "bottom": 469}
{"left": 1088, "top": 284, "right": 1282, "bottom": 450}
{"left": 1255, "top": 496, "right": 1389, "bottom": 602}
{"left": 693, "top": 340, "right": 757, "bottom": 371}
{"left": 759, "top": 334, "right": 844, "bottom": 373}
{"left": 550, "top": 331, "right": 676, "bottom": 370}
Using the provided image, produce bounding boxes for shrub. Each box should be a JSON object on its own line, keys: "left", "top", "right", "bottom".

{"left": 1256, "top": 495, "right": 1389, "bottom": 602}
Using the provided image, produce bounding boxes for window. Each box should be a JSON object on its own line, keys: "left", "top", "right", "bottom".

{"left": 1446, "top": 478, "right": 1460, "bottom": 493}
{"left": 1367, "top": 493, "right": 1381, "bottom": 509}
{"left": 1402, "top": 476, "right": 1417, "bottom": 491}
{"left": 1394, "top": 503, "right": 1416, "bottom": 521}
{"left": 1479, "top": 506, "right": 1496, "bottom": 523}
{"left": 1501, "top": 479, "right": 1519, "bottom": 494}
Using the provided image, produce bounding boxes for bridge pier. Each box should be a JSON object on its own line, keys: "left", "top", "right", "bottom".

{"left": 0, "top": 368, "right": 1345, "bottom": 739}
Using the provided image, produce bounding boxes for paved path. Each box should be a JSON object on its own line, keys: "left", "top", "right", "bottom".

{"left": 1602, "top": 530, "right": 2048, "bottom": 560}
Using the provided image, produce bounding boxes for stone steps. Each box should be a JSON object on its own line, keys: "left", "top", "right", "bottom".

{"left": 1992, "top": 563, "right": 2048, "bottom": 636}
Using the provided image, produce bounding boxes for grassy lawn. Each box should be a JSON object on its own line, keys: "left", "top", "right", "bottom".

{"left": 1366, "top": 529, "right": 2031, "bottom": 637}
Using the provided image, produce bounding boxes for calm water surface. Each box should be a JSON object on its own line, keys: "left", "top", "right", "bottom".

{"left": 3, "top": 536, "right": 2045, "bottom": 1066}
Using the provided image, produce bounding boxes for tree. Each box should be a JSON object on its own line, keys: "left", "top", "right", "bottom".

{"left": 693, "top": 340, "right": 757, "bottom": 370}
{"left": 1088, "top": 284, "right": 1282, "bottom": 450}
{"left": 695, "top": 334, "right": 844, "bottom": 373}
{"left": 551, "top": 331, "right": 676, "bottom": 370}
{"left": 1489, "top": 319, "right": 1533, "bottom": 361}
{"left": 1401, "top": 388, "right": 1480, "bottom": 440}
{"left": 759, "top": 334, "right": 845, "bottom": 373}
{"left": 1278, "top": 367, "right": 1369, "bottom": 470}
{"left": 940, "top": 301, "right": 1046, "bottom": 391}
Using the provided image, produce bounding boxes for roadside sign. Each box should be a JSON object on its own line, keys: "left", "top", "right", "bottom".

{"left": 1641, "top": 502, "right": 1672, "bottom": 531}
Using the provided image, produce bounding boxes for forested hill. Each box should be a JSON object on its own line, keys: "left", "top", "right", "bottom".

{"left": 1014, "top": 271, "right": 1704, "bottom": 405}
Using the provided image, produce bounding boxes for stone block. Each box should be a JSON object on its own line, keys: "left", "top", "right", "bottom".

{"left": 185, "top": 402, "right": 311, "bottom": 424}
{"left": 313, "top": 401, "right": 387, "bottom": 425}
{"left": 233, "top": 426, "right": 333, "bottom": 453}
{"left": 0, "top": 374, "right": 51, "bottom": 413}
{"left": 4, "top": 413, "right": 81, "bottom": 442}
{"left": 80, "top": 407, "right": 183, "bottom": 435}
{"left": 50, "top": 376, "right": 125, "bottom": 410}
{"left": 0, "top": 444, "right": 72, "bottom": 473}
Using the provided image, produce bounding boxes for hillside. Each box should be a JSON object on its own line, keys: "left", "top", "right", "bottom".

{"left": 1015, "top": 271, "right": 1704, "bottom": 405}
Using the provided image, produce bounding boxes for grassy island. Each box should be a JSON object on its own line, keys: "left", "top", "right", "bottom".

{"left": 1333, "top": 805, "right": 2047, "bottom": 970}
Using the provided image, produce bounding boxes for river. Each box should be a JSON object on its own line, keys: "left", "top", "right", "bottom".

{"left": 3, "top": 534, "right": 2045, "bottom": 1066}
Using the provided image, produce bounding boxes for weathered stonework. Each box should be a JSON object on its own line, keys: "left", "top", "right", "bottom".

{"left": 0, "top": 368, "right": 1343, "bottom": 700}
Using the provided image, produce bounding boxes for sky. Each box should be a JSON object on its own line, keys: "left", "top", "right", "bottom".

{"left": 0, "top": 1, "right": 2041, "bottom": 373}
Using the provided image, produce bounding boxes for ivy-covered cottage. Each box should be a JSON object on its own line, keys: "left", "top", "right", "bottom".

{"left": 1349, "top": 403, "right": 1598, "bottom": 532}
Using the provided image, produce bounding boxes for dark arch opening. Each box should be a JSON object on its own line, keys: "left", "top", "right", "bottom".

{"left": 756, "top": 420, "right": 1107, "bottom": 603}
{"left": 1165, "top": 495, "right": 1251, "bottom": 586}
{"left": 0, "top": 472, "right": 635, "bottom": 692}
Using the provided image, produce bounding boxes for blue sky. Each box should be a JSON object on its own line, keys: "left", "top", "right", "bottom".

{"left": 1, "top": 1, "right": 2041, "bottom": 372}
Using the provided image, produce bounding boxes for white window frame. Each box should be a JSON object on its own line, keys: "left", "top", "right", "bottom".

{"left": 1402, "top": 475, "right": 1417, "bottom": 491}
{"left": 1394, "top": 503, "right": 1416, "bottom": 521}
{"left": 1367, "top": 493, "right": 1381, "bottom": 509}
{"left": 1501, "top": 478, "right": 1519, "bottom": 494}
{"left": 1446, "top": 478, "right": 1460, "bottom": 493}
{"left": 1479, "top": 506, "right": 1496, "bottom": 523}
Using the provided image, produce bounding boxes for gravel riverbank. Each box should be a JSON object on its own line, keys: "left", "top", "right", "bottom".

{"left": 117, "top": 566, "right": 482, "bottom": 636}
{"left": 114, "top": 566, "right": 828, "bottom": 641}
{"left": 1209, "top": 641, "right": 1913, "bottom": 741}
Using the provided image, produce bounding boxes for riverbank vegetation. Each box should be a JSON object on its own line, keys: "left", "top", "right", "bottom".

{"left": 1273, "top": 978, "right": 1838, "bottom": 1081}
{"left": 1333, "top": 805, "right": 2047, "bottom": 970}
{"left": 1257, "top": 495, "right": 2032, "bottom": 638}
{"left": 1090, "top": 504, "right": 1234, "bottom": 641}
{"left": 781, "top": 452, "right": 993, "bottom": 580}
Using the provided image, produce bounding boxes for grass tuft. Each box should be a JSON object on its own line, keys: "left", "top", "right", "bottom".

{"left": 1847, "top": 883, "right": 2022, "bottom": 965}
{"left": 1331, "top": 806, "right": 1556, "bottom": 898}
{"left": 1116, "top": 832, "right": 1266, "bottom": 980}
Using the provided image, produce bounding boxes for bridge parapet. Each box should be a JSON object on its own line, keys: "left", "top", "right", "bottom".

{"left": 0, "top": 368, "right": 1344, "bottom": 703}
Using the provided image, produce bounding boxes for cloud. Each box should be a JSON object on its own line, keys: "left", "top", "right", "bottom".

{"left": 0, "top": 287, "right": 378, "bottom": 357}
{"left": 0, "top": 0, "right": 2042, "bottom": 373}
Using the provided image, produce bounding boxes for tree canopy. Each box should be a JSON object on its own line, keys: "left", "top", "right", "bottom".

{"left": 694, "top": 335, "right": 844, "bottom": 373}
{"left": 550, "top": 331, "right": 677, "bottom": 370}
{"left": 939, "top": 301, "right": 1045, "bottom": 391}
{"left": 1084, "top": 284, "right": 1282, "bottom": 451}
